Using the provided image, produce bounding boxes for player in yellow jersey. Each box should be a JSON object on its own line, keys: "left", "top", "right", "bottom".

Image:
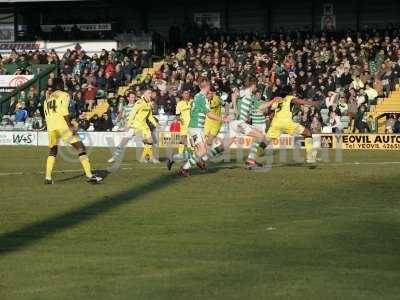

{"left": 204, "top": 90, "right": 223, "bottom": 146}
{"left": 175, "top": 90, "right": 192, "bottom": 154}
{"left": 258, "top": 86, "right": 320, "bottom": 164}
{"left": 43, "top": 78, "right": 102, "bottom": 184}
{"left": 108, "top": 88, "right": 159, "bottom": 163}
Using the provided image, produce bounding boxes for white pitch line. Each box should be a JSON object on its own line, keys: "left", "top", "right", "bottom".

{"left": 0, "top": 172, "right": 24, "bottom": 176}
{"left": 0, "top": 161, "right": 399, "bottom": 177}
{"left": 341, "top": 161, "right": 400, "bottom": 166}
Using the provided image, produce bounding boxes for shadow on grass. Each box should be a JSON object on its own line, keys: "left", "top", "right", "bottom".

{"left": 0, "top": 171, "right": 179, "bottom": 257}
{"left": 0, "top": 164, "right": 230, "bottom": 257}
{"left": 56, "top": 169, "right": 111, "bottom": 183}
{"left": 57, "top": 173, "right": 84, "bottom": 183}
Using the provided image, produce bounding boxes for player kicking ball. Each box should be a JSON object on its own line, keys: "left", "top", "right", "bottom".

{"left": 229, "top": 78, "right": 273, "bottom": 169}
{"left": 204, "top": 90, "right": 223, "bottom": 147}
{"left": 257, "top": 86, "right": 320, "bottom": 166}
{"left": 43, "top": 78, "right": 102, "bottom": 184}
{"left": 166, "top": 80, "right": 230, "bottom": 176}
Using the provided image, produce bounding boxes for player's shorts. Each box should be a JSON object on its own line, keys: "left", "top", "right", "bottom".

{"left": 253, "top": 123, "right": 266, "bottom": 134}
{"left": 180, "top": 124, "right": 189, "bottom": 136}
{"left": 204, "top": 123, "right": 222, "bottom": 137}
{"left": 229, "top": 120, "right": 253, "bottom": 137}
{"left": 266, "top": 118, "right": 305, "bottom": 139}
{"left": 48, "top": 128, "right": 81, "bottom": 148}
{"left": 188, "top": 128, "right": 206, "bottom": 147}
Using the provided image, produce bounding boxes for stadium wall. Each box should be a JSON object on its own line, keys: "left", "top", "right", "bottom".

{"left": 5, "top": 0, "right": 400, "bottom": 42}
{"left": 144, "top": 0, "right": 400, "bottom": 36}
{"left": 1, "top": 131, "right": 399, "bottom": 150}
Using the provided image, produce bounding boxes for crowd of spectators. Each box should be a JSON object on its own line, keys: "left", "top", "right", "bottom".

{"left": 2, "top": 24, "right": 400, "bottom": 134}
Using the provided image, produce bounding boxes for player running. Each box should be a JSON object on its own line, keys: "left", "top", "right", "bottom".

{"left": 43, "top": 78, "right": 102, "bottom": 184}
{"left": 251, "top": 90, "right": 267, "bottom": 133}
{"left": 117, "top": 92, "right": 136, "bottom": 129}
{"left": 204, "top": 89, "right": 223, "bottom": 146}
{"left": 259, "top": 87, "right": 320, "bottom": 164}
{"left": 108, "top": 88, "right": 159, "bottom": 164}
{"left": 230, "top": 78, "right": 272, "bottom": 168}
{"left": 166, "top": 79, "right": 230, "bottom": 176}
{"left": 175, "top": 89, "right": 192, "bottom": 155}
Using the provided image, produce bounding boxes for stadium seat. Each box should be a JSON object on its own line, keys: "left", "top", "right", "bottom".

{"left": 85, "top": 100, "right": 110, "bottom": 120}
{"left": 340, "top": 116, "right": 350, "bottom": 128}
{"left": 321, "top": 109, "right": 329, "bottom": 124}
{"left": 14, "top": 122, "right": 25, "bottom": 130}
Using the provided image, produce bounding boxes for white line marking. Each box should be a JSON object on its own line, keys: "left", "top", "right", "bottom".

{"left": 0, "top": 172, "right": 24, "bottom": 176}
{"left": 0, "top": 161, "right": 399, "bottom": 177}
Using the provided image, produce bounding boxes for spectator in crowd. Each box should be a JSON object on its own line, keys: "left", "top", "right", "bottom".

{"left": 26, "top": 98, "right": 37, "bottom": 117}
{"left": 8, "top": 96, "right": 18, "bottom": 114}
{"left": 90, "top": 114, "right": 102, "bottom": 131}
{"left": 385, "top": 114, "right": 396, "bottom": 133}
{"left": 78, "top": 113, "right": 90, "bottom": 131}
{"left": 101, "top": 113, "right": 114, "bottom": 131}
{"left": 393, "top": 115, "right": 400, "bottom": 133}
{"left": 15, "top": 102, "right": 28, "bottom": 122}
{"left": 355, "top": 105, "right": 369, "bottom": 133}
{"left": 90, "top": 112, "right": 113, "bottom": 131}
{"left": 365, "top": 83, "right": 378, "bottom": 105}
{"left": 310, "top": 114, "right": 322, "bottom": 134}
{"left": 82, "top": 82, "right": 98, "bottom": 111}
{"left": 32, "top": 111, "right": 44, "bottom": 130}
{"left": 367, "top": 115, "right": 377, "bottom": 133}
{"left": 4, "top": 23, "right": 400, "bottom": 134}
{"left": 338, "top": 96, "right": 348, "bottom": 115}
{"left": 169, "top": 117, "right": 181, "bottom": 132}
{"left": 329, "top": 111, "right": 342, "bottom": 133}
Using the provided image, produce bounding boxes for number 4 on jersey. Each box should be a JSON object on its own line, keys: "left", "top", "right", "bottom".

{"left": 47, "top": 100, "right": 57, "bottom": 112}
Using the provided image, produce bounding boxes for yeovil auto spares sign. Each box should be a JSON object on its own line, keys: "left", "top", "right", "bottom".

{"left": 320, "top": 134, "right": 400, "bottom": 150}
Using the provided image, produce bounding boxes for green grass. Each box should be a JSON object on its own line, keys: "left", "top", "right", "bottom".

{"left": 0, "top": 146, "right": 400, "bottom": 300}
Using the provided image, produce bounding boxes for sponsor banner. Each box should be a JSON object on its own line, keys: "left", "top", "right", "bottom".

{"left": 0, "top": 75, "right": 34, "bottom": 88}
{"left": 0, "top": 41, "right": 43, "bottom": 52}
{"left": 2, "top": 131, "right": 295, "bottom": 149}
{"left": 321, "top": 15, "right": 336, "bottom": 31}
{"left": 0, "top": 13, "right": 15, "bottom": 42}
{"left": 319, "top": 134, "right": 400, "bottom": 150}
{"left": 116, "top": 33, "right": 152, "bottom": 50}
{"left": 41, "top": 23, "right": 112, "bottom": 32}
{"left": 37, "top": 131, "right": 143, "bottom": 147}
{"left": 194, "top": 12, "right": 221, "bottom": 29}
{"left": 3, "top": 132, "right": 398, "bottom": 150}
{"left": 0, "top": 131, "right": 37, "bottom": 145}
{"left": 0, "top": 24, "right": 15, "bottom": 42}
{"left": 0, "top": 40, "right": 118, "bottom": 56}
{"left": 159, "top": 132, "right": 296, "bottom": 149}
{"left": 159, "top": 132, "right": 180, "bottom": 148}
{"left": 228, "top": 134, "right": 297, "bottom": 149}
{"left": 45, "top": 41, "right": 117, "bottom": 56}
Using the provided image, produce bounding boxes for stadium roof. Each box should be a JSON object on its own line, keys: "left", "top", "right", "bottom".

{"left": 0, "top": 0, "right": 87, "bottom": 2}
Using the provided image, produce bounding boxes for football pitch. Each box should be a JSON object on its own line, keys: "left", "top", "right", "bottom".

{"left": 1, "top": 146, "right": 400, "bottom": 300}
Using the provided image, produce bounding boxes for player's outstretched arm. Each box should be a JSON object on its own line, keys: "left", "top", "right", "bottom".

{"left": 258, "top": 97, "right": 282, "bottom": 112}
{"left": 206, "top": 111, "right": 231, "bottom": 123}
{"left": 292, "top": 98, "right": 320, "bottom": 106}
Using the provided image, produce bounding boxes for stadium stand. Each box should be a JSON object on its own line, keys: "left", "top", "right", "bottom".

{"left": 0, "top": 25, "right": 400, "bottom": 134}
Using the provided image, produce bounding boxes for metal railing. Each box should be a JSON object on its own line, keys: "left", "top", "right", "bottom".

{"left": 0, "top": 64, "right": 57, "bottom": 116}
